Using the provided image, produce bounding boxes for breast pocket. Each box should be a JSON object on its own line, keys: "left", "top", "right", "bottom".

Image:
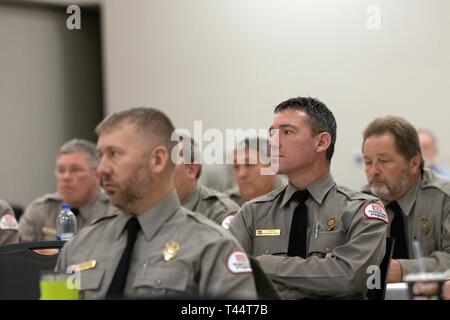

{"left": 78, "top": 268, "right": 105, "bottom": 299}
{"left": 253, "top": 235, "right": 287, "bottom": 256}
{"left": 132, "top": 262, "right": 194, "bottom": 299}
{"left": 308, "top": 230, "right": 346, "bottom": 258}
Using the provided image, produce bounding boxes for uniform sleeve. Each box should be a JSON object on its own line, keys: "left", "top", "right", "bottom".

{"left": 398, "top": 196, "right": 450, "bottom": 275}
{"left": 0, "top": 201, "right": 19, "bottom": 245}
{"left": 18, "top": 203, "right": 42, "bottom": 242}
{"left": 229, "top": 205, "right": 254, "bottom": 254}
{"left": 258, "top": 200, "right": 387, "bottom": 297}
{"left": 198, "top": 237, "right": 257, "bottom": 299}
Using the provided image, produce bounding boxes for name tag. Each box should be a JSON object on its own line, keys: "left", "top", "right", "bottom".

{"left": 69, "top": 260, "right": 97, "bottom": 271}
{"left": 255, "top": 229, "right": 281, "bottom": 236}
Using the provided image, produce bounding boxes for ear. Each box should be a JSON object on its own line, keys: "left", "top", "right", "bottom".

{"left": 185, "top": 164, "right": 200, "bottom": 180}
{"left": 150, "top": 146, "right": 169, "bottom": 174}
{"left": 316, "top": 132, "right": 331, "bottom": 154}
{"left": 409, "top": 154, "right": 421, "bottom": 174}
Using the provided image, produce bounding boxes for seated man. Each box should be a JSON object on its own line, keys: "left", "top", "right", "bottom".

{"left": 173, "top": 135, "right": 239, "bottom": 228}
{"left": 226, "top": 136, "right": 286, "bottom": 206}
{"left": 230, "top": 97, "right": 387, "bottom": 299}
{"left": 55, "top": 107, "right": 256, "bottom": 299}
{"left": 417, "top": 128, "right": 450, "bottom": 179}
{"left": 362, "top": 116, "right": 450, "bottom": 282}
{"left": 19, "top": 139, "right": 118, "bottom": 242}
{"left": 0, "top": 199, "right": 19, "bottom": 245}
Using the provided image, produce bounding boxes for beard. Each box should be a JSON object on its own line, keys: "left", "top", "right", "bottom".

{"left": 369, "top": 171, "right": 410, "bottom": 202}
{"left": 106, "top": 159, "right": 154, "bottom": 212}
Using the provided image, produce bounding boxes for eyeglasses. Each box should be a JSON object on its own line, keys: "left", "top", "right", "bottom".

{"left": 55, "top": 165, "right": 94, "bottom": 176}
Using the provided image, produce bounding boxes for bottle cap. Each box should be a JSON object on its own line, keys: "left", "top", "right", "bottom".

{"left": 62, "top": 203, "right": 71, "bottom": 209}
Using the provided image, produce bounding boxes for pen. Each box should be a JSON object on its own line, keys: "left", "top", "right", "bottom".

{"left": 315, "top": 222, "right": 320, "bottom": 239}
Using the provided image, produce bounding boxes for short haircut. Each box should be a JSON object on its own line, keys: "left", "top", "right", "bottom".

{"left": 177, "top": 134, "right": 202, "bottom": 179}
{"left": 363, "top": 115, "right": 424, "bottom": 170}
{"left": 96, "top": 107, "right": 177, "bottom": 165}
{"left": 274, "top": 97, "right": 337, "bottom": 161}
{"left": 58, "top": 139, "right": 100, "bottom": 168}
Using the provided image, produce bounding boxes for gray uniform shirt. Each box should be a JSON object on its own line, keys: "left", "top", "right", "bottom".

{"left": 55, "top": 189, "right": 257, "bottom": 300}
{"left": 363, "top": 169, "right": 450, "bottom": 275}
{"left": 19, "top": 190, "right": 117, "bottom": 242}
{"left": 230, "top": 172, "right": 388, "bottom": 299}
{"left": 226, "top": 176, "right": 287, "bottom": 207}
{"left": 0, "top": 199, "right": 19, "bottom": 245}
{"left": 181, "top": 183, "right": 239, "bottom": 225}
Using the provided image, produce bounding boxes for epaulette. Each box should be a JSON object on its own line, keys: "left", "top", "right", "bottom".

{"left": 246, "top": 185, "right": 287, "bottom": 204}
{"left": 90, "top": 213, "right": 119, "bottom": 225}
{"left": 336, "top": 185, "right": 377, "bottom": 201}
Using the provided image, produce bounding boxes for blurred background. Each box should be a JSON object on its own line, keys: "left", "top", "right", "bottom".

{"left": 1, "top": 0, "right": 449, "bottom": 210}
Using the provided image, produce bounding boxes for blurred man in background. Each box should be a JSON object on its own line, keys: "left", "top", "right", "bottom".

{"left": 19, "top": 139, "right": 118, "bottom": 242}
{"left": 417, "top": 128, "right": 450, "bottom": 179}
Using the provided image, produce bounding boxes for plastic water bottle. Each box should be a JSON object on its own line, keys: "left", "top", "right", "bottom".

{"left": 56, "top": 204, "right": 78, "bottom": 241}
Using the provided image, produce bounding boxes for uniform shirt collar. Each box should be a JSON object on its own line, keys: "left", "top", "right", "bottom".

{"left": 55, "top": 189, "right": 103, "bottom": 219}
{"left": 393, "top": 174, "right": 422, "bottom": 217}
{"left": 77, "top": 189, "right": 103, "bottom": 218}
{"left": 281, "top": 171, "right": 335, "bottom": 207}
{"left": 180, "top": 183, "right": 201, "bottom": 211}
{"left": 114, "top": 189, "right": 181, "bottom": 241}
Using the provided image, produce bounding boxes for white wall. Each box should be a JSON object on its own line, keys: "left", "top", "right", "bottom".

{"left": 0, "top": 2, "right": 103, "bottom": 207}
{"left": 101, "top": 0, "right": 450, "bottom": 189}
{"left": 2, "top": 0, "right": 449, "bottom": 207}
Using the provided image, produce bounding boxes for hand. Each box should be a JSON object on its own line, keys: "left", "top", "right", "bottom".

{"left": 387, "top": 259, "right": 403, "bottom": 283}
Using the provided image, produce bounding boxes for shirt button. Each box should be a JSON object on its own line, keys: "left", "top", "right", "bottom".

{"left": 265, "top": 249, "right": 270, "bottom": 254}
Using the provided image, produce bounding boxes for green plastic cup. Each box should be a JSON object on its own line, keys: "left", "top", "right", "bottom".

{"left": 40, "top": 271, "right": 79, "bottom": 300}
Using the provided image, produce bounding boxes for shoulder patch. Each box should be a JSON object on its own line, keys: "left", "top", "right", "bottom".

{"left": 226, "top": 251, "right": 252, "bottom": 274}
{"left": 364, "top": 202, "right": 388, "bottom": 224}
{"left": 0, "top": 214, "right": 19, "bottom": 231}
{"left": 90, "top": 214, "right": 118, "bottom": 225}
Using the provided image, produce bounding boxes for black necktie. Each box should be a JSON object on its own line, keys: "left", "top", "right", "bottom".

{"left": 106, "top": 217, "right": 141, "bottom": 299}
{"left": 287, "top": 190, "right": 309, "bottom": 258}
{"left": 387, "top": 202, "right": 408, "bottom": 259}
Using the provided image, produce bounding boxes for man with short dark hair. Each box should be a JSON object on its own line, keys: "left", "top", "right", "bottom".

{"left": 362, "top": 116, "right": 450, "bottom": 282}
{"left": 173, "top": 134, "right": 239, "bottom": 228}
{"left": 56, "top": 107, "right": 257, "bottom": 299}
{"left": 230, "top": 97, "right": 387, "bottom": 299}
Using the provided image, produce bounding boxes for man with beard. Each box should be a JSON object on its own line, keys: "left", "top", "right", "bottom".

{"left": 55, "top": 107, "right": 257, "bottom": 300}
{"left": 362, "top": 116, "right": 450, "bottom": 282}
{"left": 230, "top": 97, "right": 387, "bottom": 299}
{"left": 19, "top": 139, "right": 117, "bottom": 242}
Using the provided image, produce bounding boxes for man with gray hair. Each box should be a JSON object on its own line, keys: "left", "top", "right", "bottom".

{"left": 19, "top": 139, "right": 118, "bottom": 242}
{"left": 173, "top": 133, "right": 240, "bottom": 228}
